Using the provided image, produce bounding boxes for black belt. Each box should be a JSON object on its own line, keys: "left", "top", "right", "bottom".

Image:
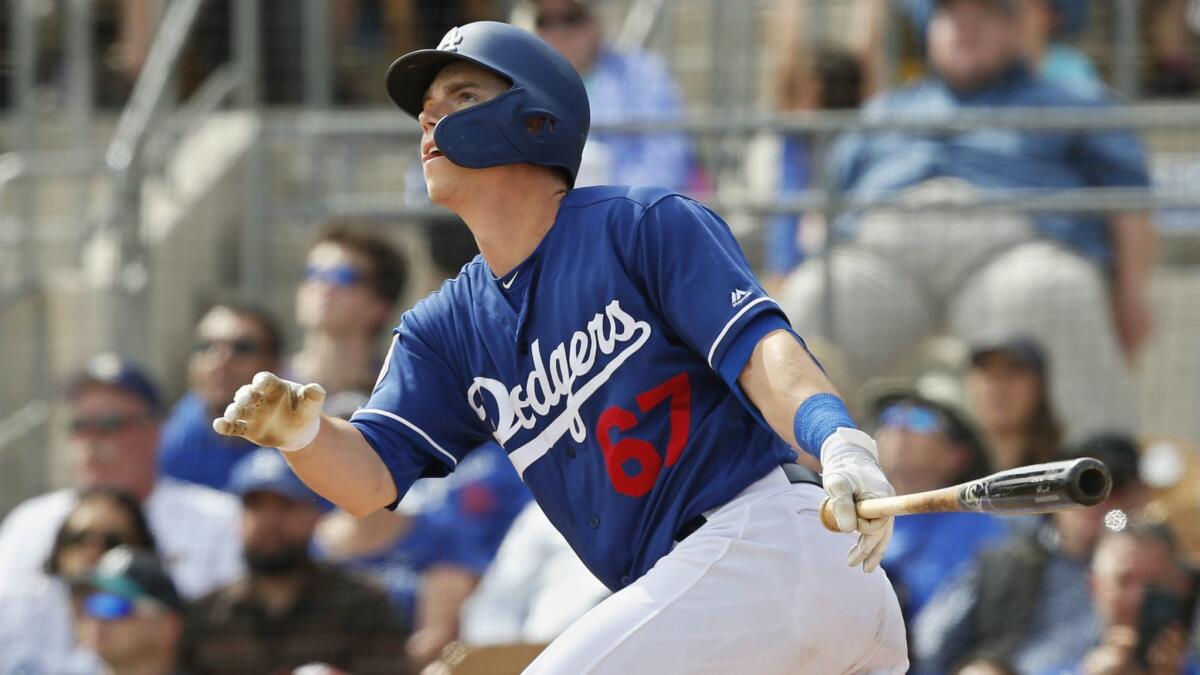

{"left": 674, "top": 463, "right": 823, "bottom": 542}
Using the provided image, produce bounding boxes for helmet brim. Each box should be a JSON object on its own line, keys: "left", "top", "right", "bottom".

{"left": 385, "top": 49, "right": 511, "bottom": 119}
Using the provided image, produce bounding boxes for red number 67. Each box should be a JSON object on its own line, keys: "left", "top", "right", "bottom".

{"left": 595, "top": 372, "right": 691, "bottom": 498}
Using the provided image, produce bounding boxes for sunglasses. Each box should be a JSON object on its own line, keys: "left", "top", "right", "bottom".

{"left": 879, "top": 403, "right": 945, "bottom": 435}
{"left": 82, "top": 592, "right": 148, "bottom": 621}
{"left": 304, "top": 264, "right": 364, "bottom": 288}
{"left": 63, "top": 528, "right": 132, "bottom": 550}
{"left": 69, "top": 414, "right": 148, "bottom": 435}
{"left": 192, "top": 337, "right": 264, "bottom": 358}
{"left": 536, "top": 7, "right": 590, "bottom": 30}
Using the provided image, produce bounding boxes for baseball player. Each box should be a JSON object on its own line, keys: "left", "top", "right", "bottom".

{"left": 215, "top": 22, "right": 907, "bottom": 673}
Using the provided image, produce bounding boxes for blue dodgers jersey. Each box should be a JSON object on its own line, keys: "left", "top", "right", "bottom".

{"left": 352, "top": 186, "right": 797, "bottom": 591}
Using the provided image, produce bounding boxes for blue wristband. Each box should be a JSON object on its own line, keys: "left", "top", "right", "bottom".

{"left": 793, "top": 393, "right": 857, "bottom": 459}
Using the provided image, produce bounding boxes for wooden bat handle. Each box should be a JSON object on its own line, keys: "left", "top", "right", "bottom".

{"left": 818, "top": 487, "right": 960, "bottom": 532}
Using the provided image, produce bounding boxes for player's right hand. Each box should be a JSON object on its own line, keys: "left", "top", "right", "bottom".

{"left": 820, "top": 428, "right": 895, "bottom": 574}
{"left": 212, "top": 371, "right": 327, "bottom": 452}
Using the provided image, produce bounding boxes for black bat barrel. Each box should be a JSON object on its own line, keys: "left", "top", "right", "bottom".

{"left": 955, "top": 457, "right": 1113, "bottom": 515}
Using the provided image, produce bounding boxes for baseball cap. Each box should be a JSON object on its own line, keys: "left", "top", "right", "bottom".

{"left": 864, "top": 371, "right": 991, "bottom": 479}
{"left": 227, "top": 447, "right": 325, "bottom": 508}
{"left": 74, "top": 546, "right": 184, "bottom": 615}
{"left": 63, "top": 353, "right": 163, "bottom": 415}
{"left": 1066, "top": 433, "right": 1141, "bottom": 493}
{"left": 969, "top": 336, "right": 1048, "bottom": 377}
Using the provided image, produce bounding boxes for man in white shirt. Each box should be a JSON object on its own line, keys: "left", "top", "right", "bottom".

{"left": 0, "top": 353, "right": 242, "bottom": 599}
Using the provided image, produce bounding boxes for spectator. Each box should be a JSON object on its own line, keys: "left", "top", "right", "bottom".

{"left": 512, "top": 0, "right": 695, "bottom": 190}
{"left": 966, "top": 336, "right": 1064, "bottom": 470}
{"left": 73, "top": 546, "right": 187, "bottom": 675}
{"left": 179, "top": 448, "right": 410, "bottom": 675}
{"left": 768, "top": 0, "right": 918, "bottom": 99}
{"left": 1145, "top": 0, "right": 1200, "bottom": 97}
{"left": 867, "top": 374, "right": 1008, "bottom": 635}
{"left": 460, "top": 500, "right": 610, "bottom": 647}
{"left": 315, "top": 442, "right": 528, "bottom": 669}
{"left": 0, "top": 487, "right": 157, "bottom": 675}
{"left": 780, "top": 0, "right": 1154, "bottom": 441}
{"left": 894, "top": 0, "right": 1102, "bottom": 93}
{"left": 1075, "top": 524, "right": 1199, "bottom": 675}
{"left": 914, "top": 433, "right": 1153, "bottom": 674}
{"left": 289, "top": 223, "right": 408, "bottom": 396}
{"left": 0, "top": 354, "right": 242, "bottom": 599}
{"left": 158, "top": 301, "right": 283, "bottom": 491}
{"left": 758, "top": 44, "right": 864, "bottom": 287}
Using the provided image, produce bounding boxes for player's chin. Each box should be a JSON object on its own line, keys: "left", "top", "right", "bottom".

{"left": 424, "top": 175, "right": 455, "bottom": 206}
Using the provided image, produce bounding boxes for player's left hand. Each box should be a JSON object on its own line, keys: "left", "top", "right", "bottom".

{"left": 820, "top": 428, "right": 895, "bottom": 573}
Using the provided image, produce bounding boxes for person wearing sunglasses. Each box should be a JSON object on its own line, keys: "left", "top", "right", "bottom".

{"left": 865, "top": 374, "right": 1009, "bottom": 661}
{"left": 290, "top": 223, "right": 408, "bottom": 398}
{"left": 0, "top": 488, "right": 157, "bottom": 674}
{"left": 73, "top": 546, "right": 186, "bottom": 675}
{"left": 158, "top": 301, "right": 283, "bottom": 492}
{"left": 511, "top": 0, "right": 696, "bottom": 191}
{"left": 0, "top": 354, "right": 243, "bottom": 605}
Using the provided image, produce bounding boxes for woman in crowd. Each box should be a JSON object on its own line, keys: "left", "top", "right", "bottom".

{"left": 965, "top": 337, "right": 1065, "bottom": 471}
{"left": 0, "top": 487, "right": 158, "bottom": 674}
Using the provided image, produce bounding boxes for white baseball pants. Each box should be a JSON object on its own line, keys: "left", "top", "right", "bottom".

{"left": 523, "top": 467, "right": 909, "bottom": 674}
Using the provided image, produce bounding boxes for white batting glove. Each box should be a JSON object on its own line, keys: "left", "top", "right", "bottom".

{"left": 212, "top": 371, "right": 327, "bottom": 452}
{"left": 820, "top": 427, "right": 895, "bottom": 573}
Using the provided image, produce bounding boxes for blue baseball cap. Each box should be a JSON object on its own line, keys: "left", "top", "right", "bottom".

{"left": 227, "top": 448, "right": 328, "bottom": 509}
{"left": 64, "top": 353, "right": 163, "bottom": 415}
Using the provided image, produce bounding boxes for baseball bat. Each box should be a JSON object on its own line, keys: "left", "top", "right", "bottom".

{"left": 818, "top": 457, "right": 1112, "bottom": 532}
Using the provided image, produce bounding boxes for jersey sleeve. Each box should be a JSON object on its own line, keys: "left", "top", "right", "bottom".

{"left": 351, "top": 312, "right": 492, "bottom": 501}
{"left": 633, "top": 194, "right": 789, "bottom": 371}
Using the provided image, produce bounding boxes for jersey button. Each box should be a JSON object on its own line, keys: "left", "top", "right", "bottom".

{"left": 588, "top": 516, "right": 600, "bottom": 529}
{"left": 566, "top": 446, "right": 576, "bottom": 459}
{"left": 621, "top": 576, "right": 631, "bottom": 586}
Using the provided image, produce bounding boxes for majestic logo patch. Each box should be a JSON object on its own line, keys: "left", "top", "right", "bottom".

{"left": 467, "top": 300, "right": 652, "bottom": 459}
{"left": 438, "top": 27, "right": 465, "bottom": 52}
{"left": 730, "top": 288, "right": 752, "bottom": 307}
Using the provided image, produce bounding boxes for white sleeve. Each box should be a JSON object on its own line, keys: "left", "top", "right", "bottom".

{"left": 459, "top": 504, "right": 546, "bottom": 645}
{"left": 147, "top": 481, "right": 244, "bottom": 599}
{"left": 0, "top": 492, "right": 72, "bottom": 594}
{"left": 521, "top": 546, "right": 610, "bottom": 644}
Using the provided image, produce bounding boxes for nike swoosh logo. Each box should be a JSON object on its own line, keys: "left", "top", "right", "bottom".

{"left": 501, "top": 272, "right": 519, "bottom": 290}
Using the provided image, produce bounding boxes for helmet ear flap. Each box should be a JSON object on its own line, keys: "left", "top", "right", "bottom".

{"left": 520, "top": 109, "right": 565, "bottom": 143}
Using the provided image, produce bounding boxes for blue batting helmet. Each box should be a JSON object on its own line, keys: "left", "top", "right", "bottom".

{"left": 386, "top": 22, "right": 591, "bottom": 186}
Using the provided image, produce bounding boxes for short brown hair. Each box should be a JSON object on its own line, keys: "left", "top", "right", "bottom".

{"left": 313, "top": 222, "right": 408, "bottom": 308}
{"left": 198, "top": 299, "right": 285, "bottom": 360}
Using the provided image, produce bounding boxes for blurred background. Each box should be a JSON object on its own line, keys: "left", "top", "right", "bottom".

{"left": 0, "top": 1, "right": 1198, "bottom": 673}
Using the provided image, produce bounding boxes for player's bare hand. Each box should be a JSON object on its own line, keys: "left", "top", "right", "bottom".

{"left": 820, "top": 428, "right": 895, "bottom": 573}
{"left": 212, "top": 371, "right": 326, "bottom": 452}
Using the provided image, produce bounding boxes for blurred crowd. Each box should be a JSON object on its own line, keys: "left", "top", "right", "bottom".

{"left": 2, "top": 0, "right": 1199, "bottom": 674}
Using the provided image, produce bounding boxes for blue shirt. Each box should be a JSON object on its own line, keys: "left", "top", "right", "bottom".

{"left": 316, "top": 443, "right": 528, "bottom": 626}
{"left": 350, "top": 186, "right": 796, "bottom": 591}
{"left": 830, "top": 65, "right": 1150, "bottom": 264}
{"left": 159, "top": 392, "right": 258, "bottom": 491}
{"left": 882, "top": 511, "right": 1008, "bottom": 624}
{"left": 765, "top": 136, "right": 814, "bottom": 275}
{"left": 584, "top": 46, "right": 694, "bottom": 191}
